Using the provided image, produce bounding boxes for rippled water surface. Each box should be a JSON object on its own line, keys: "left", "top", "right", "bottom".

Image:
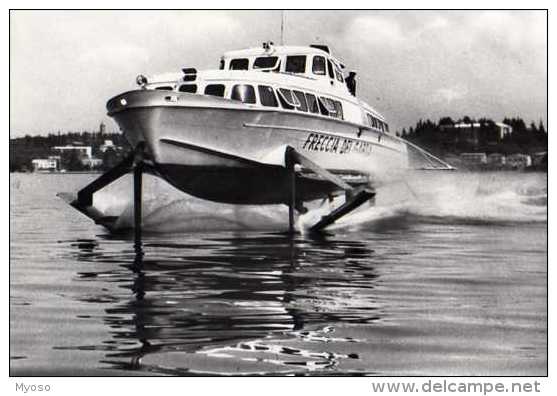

{"left": 10, "top": 172, "right": 547, "bottom": 376}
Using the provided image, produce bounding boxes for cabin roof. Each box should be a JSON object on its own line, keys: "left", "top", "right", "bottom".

{"left": 222, "top": 45, "right": 343, "bottom": 65}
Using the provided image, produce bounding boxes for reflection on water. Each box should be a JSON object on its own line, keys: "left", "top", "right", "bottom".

{"left": 10, "top": 172, "right": 547, "bottom": 376}
{"left": 59, "top": 234, "right": 379, "bottom": 375}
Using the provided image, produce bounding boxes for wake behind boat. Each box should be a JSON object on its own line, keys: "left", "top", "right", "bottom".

{"left": 60, "top": 41, "right": 452, "bottom": 235}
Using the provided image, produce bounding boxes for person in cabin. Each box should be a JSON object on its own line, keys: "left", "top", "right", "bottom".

{"left": 345, "top": 71, "right": 357, "bottom": 96}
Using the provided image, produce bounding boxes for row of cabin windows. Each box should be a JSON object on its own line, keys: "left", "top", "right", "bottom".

{"left": 366, "top": 113, "right": 389, "bottom": 133}
{"left": 175, "top": 83, "right": 343, "bottom": 119}
{"left": 225, "top": 55, "right": 344, "bottom": 82}
{"left": 276, "top": 88, "right": 343, "bottom": 119}
{"left": 256, "top": 85, "right": 343, "bottom": 119}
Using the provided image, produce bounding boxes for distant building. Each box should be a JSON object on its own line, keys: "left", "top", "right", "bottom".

{"left": 506, "top": 154, "right": 532, "bottom": 169}
{"left": 494, "top": 122, "right": 513, "bottom": 139}
{"left": 99, "top": 139, "right": 120, "bottom": 153}
{"left": 440, "top": 121, "right": 512, "bottom": 145}
{"left": 81, "top": 157, "right": 103, "bottom": 168}
{"left": 531, "top": 152, "right": 547, "bottom": 166}
{"left": 460, "top": 152, "right": 487, "bottom": 165}
{"left": 487, "top": 153, "right": 506, "bottom": 166}
{"left": 32, "top": 158, "right": 57, "bottom": 171}
{"left": 53, "top": 145, "right": 92, "bottom": 159}
{"left": 99, "top": 121, "right": 106, "bottom": 135}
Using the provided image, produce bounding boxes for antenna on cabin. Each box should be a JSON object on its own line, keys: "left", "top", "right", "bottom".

{"left": 280, "top": 10, "right": 285, "bottom": 45}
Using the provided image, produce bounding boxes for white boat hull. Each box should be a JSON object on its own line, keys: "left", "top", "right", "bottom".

{"left": 107, "top": 90, "right": 408, "bottom": 204}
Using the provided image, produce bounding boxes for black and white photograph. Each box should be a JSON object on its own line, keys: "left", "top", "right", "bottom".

{"left": 9, "top": 8, "right": 548, "bottom": 383}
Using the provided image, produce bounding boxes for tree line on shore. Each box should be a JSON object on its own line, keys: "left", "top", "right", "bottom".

{"left": 398, "top": 116, "right": 547, "bottom": 159}
{"left": 9, "top": 131, "right": 131, "bottom": 172}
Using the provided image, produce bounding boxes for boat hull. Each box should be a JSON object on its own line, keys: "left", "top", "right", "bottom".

{"left": 107, "top": 90, "right": 408, "bottom": 204}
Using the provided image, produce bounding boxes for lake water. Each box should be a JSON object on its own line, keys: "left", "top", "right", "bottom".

{"left": 9, "top": 171, "right": 547, "bottom": 376}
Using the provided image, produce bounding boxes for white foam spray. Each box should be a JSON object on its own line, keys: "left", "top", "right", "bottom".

{"left": 89, "top": 171, "right": 546, "bottom": 233}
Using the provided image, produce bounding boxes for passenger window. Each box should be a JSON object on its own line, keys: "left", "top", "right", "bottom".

{"left": 366, "top": 114, "right": 373, "bottom": 126}
{"left": 293, "top": 90, "right": 308, "bottom": 112}
{"left": 231, "top": 84, "right": 256, "bottom": 104}
{"left": 179, "top": 84, "right": 197, "bottom": 93}
{"left": 328, "top": 100, "right": 338, "bottom": 118}
{"left": 317, "top": 97, "right": 329, "bottom": 116}
{"left": 385, "top": 123, "right": 389, "bottom": 132}
{"left": 219, "top": 59, "right": 225, "bottom": 70}
{"left": 334, "top": 64, "right": 344, "bottom": 82}
{"left": 320, "top": 97, "right": 338, "bottom": 117}
{"left": 277, "top": 88, "right": 300, "bottom": 110}
{"left": 258, "top": 85, "right": 278, "bottom": 107}
{"left": 306, "top": 93, "right": 319, "bottom": 114}
{"left": 327, "top": 59, "right": 335, "bottom": 79}
{"left": 155, "top": 86, "right": 173, "bottom": 91}
{"left": 312, "top": 56, "right": 326, "bottom": 75}
{"left": 204, "top": 84, "right": 225, "bottom": 97}
{"left": 254, "top": 56, "right": 279, "bottom": 70}
{"left": 285, "top": 55, "right": 307, "bottom": 73}
{"left": 230, "top": 58, "right": 249, "bottom": 70}
{"left": 334, "top": 100, "right": 344, "bottom": 119}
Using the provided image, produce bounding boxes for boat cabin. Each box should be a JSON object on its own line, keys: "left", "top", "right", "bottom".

{"left": 221, "top": 44, "right": 346, "bottom": 85}
{"left": 137, "top": 43, "right": 390, "bottom": 135}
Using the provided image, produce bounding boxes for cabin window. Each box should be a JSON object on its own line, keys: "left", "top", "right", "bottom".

{"left": 369, "top": 116, "right": 378, "bottom": 129}
{"left": 327, "top": 59, "right": 335, "bottom": 79}
{"left": 320, "top": 97, "right": 335, "bottom": 113}
{"left": 320, "top": 97, "right": 339, "bottom": 118}
{"left": 293, "top": 90, "right": 308, "bottom": 112}
{"left": 231, "top": 84, "right": 256, "bottom": 104}
{"left": 366, "top": 114, "right": 374, "bottom": 127}
{"left": 277, "top": 88, "right": 300, "bottom": 110}
{"left": 305, "top": 93, "right": 319, "bottom": 114}
{"left": 230, "top": 58, "right": 249, "bottom": 70}
{"left": 333, "top": 100, "right": 344, "bottom": 119}
{"left": 285, "top": 55, "right": 307, "bottom": 74}
{"left": 334, "top": 64, "right": 344, "bottom": 83}
{"left": 254, "top": 56, "right": 279, "bottom": 70}
{"left": 272, "top": 61, "right": 281, "bottom": 73}
{"left": 179, "top": 84, "right": 197, "bottom": 93}
{"left": 204, "top": 84, "right": 226, "bottom": 97}
{"left": 326, "top": 99, "right": 338, "bottom": 117}
{"left": 258, "top": 85, "right": 278, "bottom": 107}
{"left": 155, "top": 86, "right": 173, "bottom": 91}
{"left": 312, "top": 56, "right": 326, "bottom": 75}
{"left": 385, "top": 123, "right": 389, "bottom": 132}
{"left": 317, "top": 97, "right": 329, "bottom": 116}
{"left": 219, "top": 59, "right": 225, "bottom": 70}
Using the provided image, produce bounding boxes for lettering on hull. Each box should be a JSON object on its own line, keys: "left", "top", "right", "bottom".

{"left": 302, "top": 133, "right": 373, "bottom": 156}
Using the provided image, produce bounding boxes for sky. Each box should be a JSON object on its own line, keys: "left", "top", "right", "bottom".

{"left": 9, "top": 10, "right": 547, "bottom": 137}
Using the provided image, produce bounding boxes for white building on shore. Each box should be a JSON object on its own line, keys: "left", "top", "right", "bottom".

{"left": 31, "top": 158, "right": 58, "bottom": 171}
{"left": 460, "top": 152, "right": 487, "bottom": 165}
{"left": 487, "top": 153, "right": 506, "bottom": 166}
{"left": 506, "top": 154, "right": 532, "bottom": 169}
{"left": 53, "top": 145, "right": 92, "bottom": 159}
{"left": 81, "top": 157, "right": 103, "bottom": 168}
